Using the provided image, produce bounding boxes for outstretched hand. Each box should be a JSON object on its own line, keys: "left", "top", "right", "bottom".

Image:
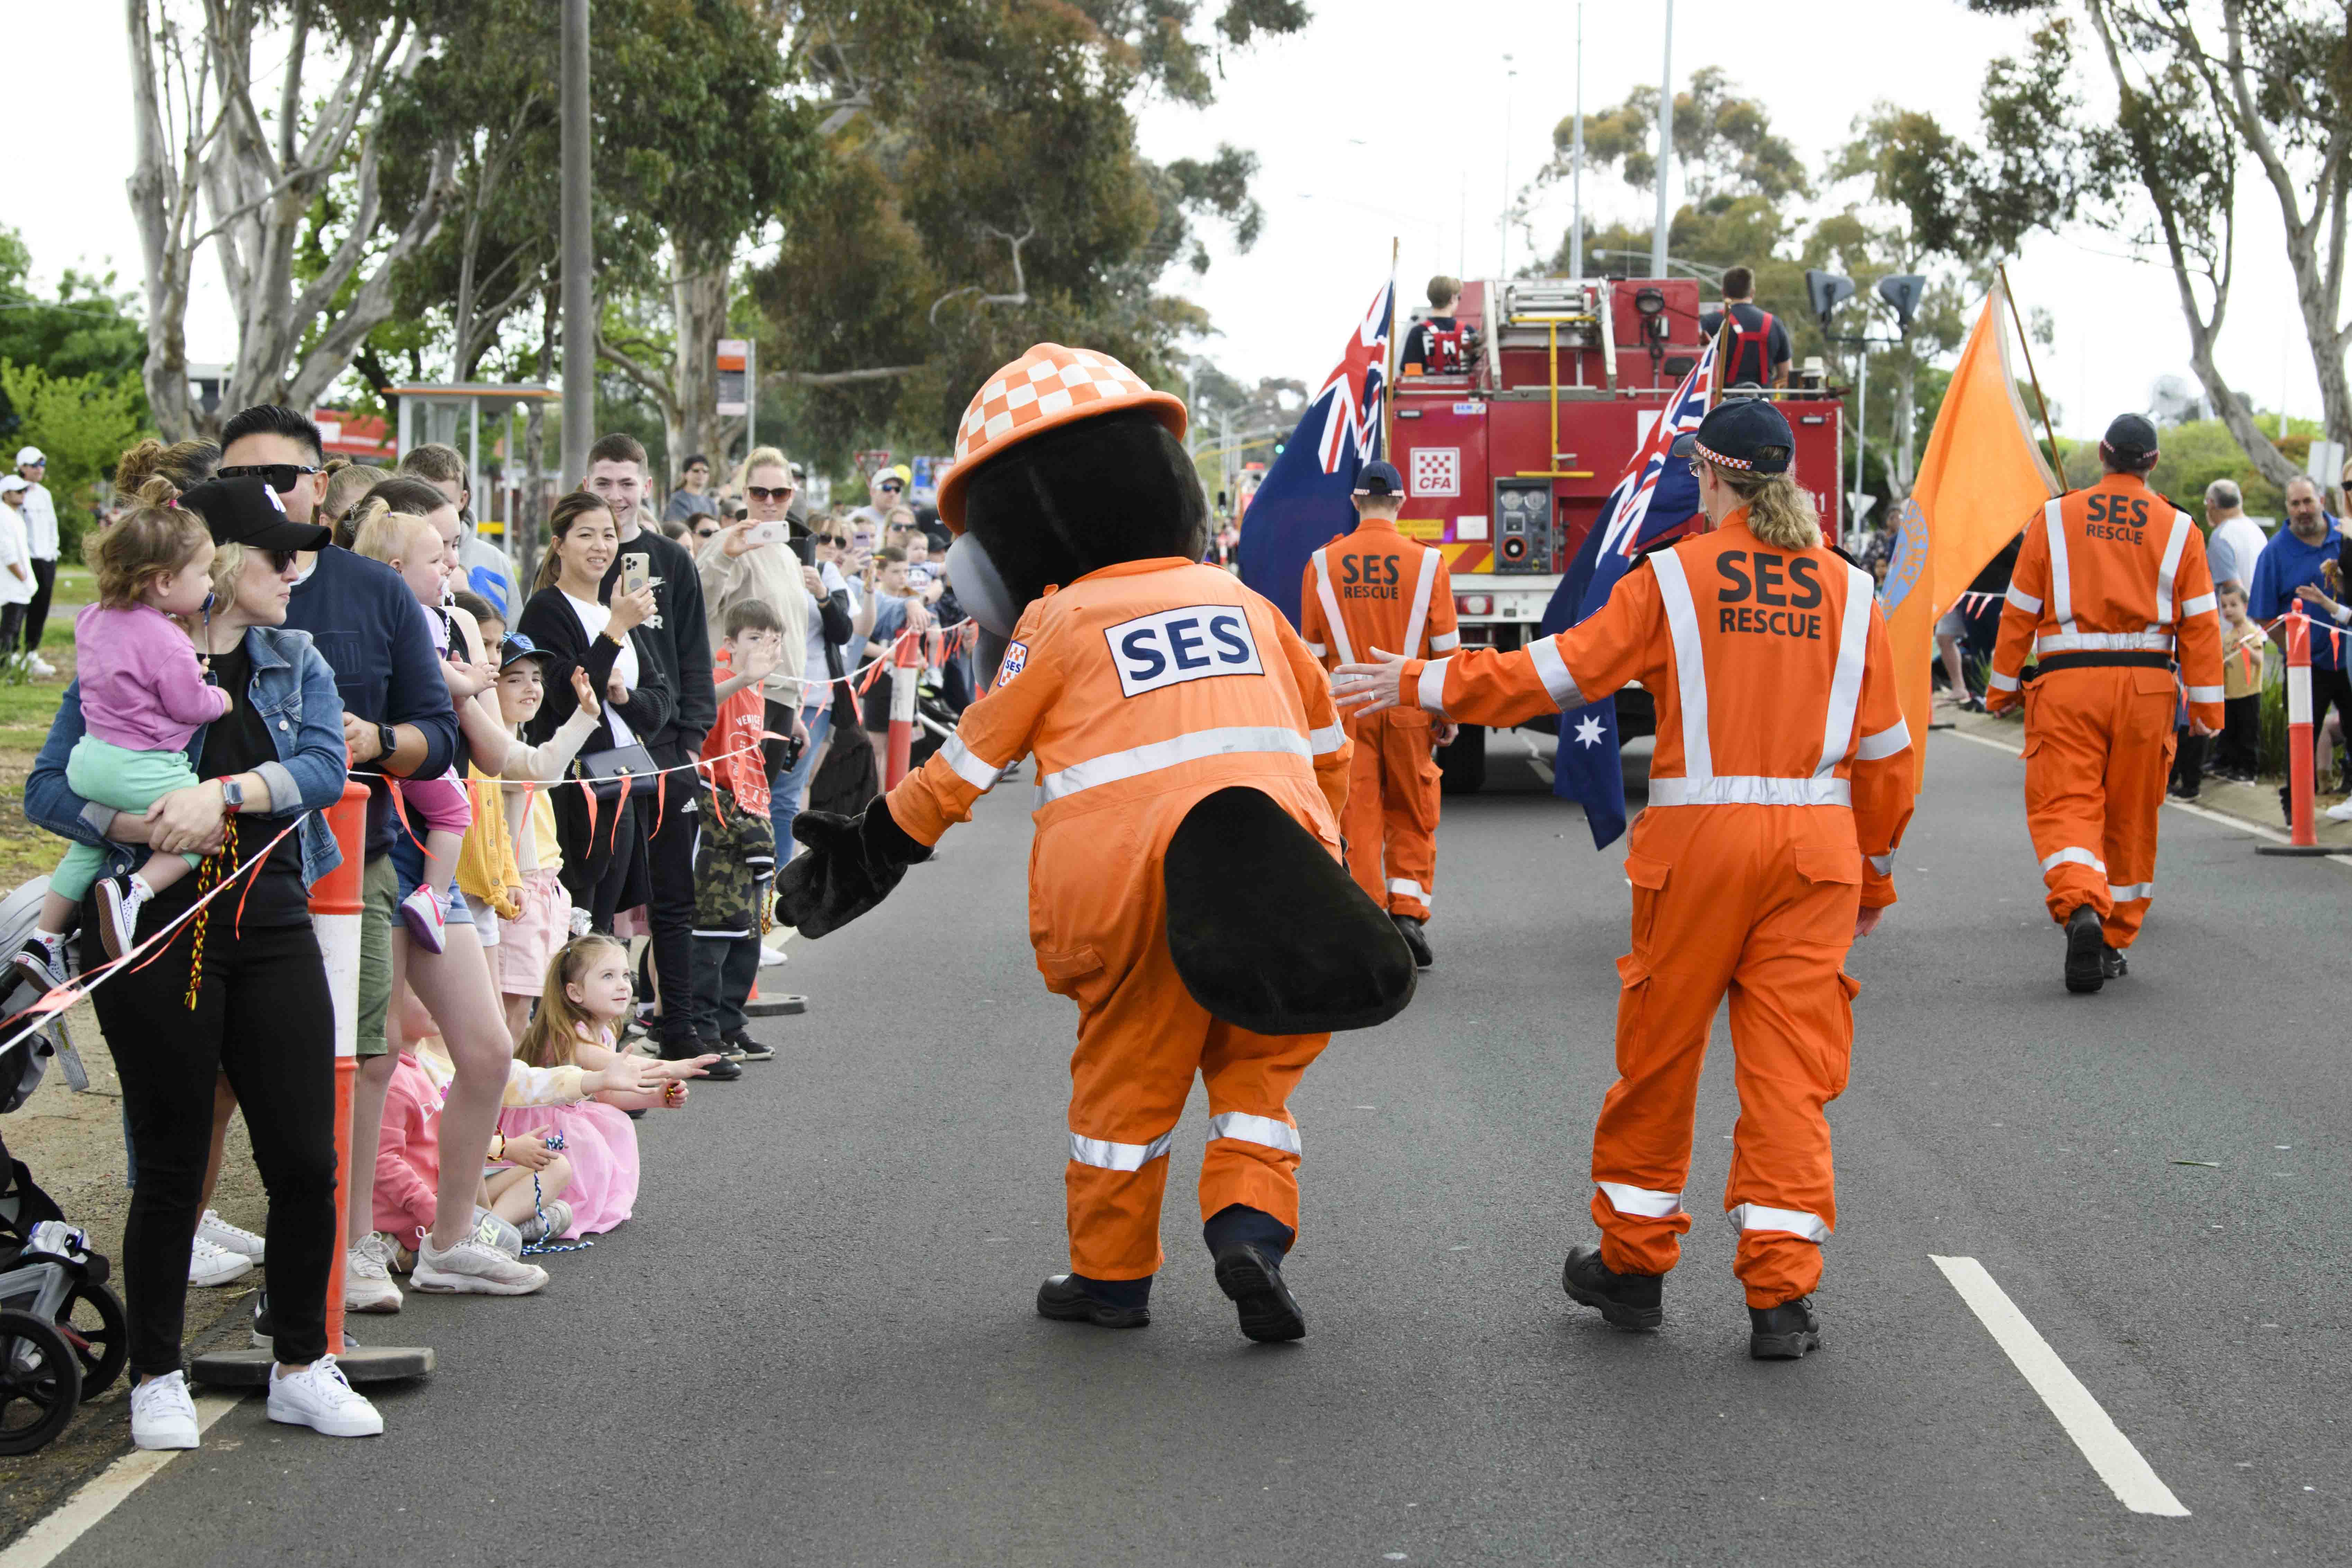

{"left": 1332, "top": 647, "right": 1413, "bottom": 717}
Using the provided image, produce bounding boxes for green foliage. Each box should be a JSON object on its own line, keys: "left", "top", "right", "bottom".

{"left": 0, "top": 362, "right": 150, "bottom": 557}
{"left": 0, "top": 226, "right": 148, "bottom": 443}
{"left": 1544, "top": 66, "right": 1813, "bottom": 204}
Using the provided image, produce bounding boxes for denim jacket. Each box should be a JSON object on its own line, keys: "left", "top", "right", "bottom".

{"left": 25, "top": 625, "right": 349, "bottom": 889}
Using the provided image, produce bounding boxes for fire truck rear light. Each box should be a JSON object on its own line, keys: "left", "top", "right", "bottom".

{"left": 1457, "top": 594, "right": 1493, "bottom": 615}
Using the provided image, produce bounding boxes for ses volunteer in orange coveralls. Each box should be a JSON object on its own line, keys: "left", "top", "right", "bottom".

{"left": 1985, "top": 413, "right": 2225, "bottom": 994}
{"left": 1336, "top": 399, "right": 1914, "bottom": 1361}
{"left": 1299, "top": 458, "right": 1458, "bottom": 968}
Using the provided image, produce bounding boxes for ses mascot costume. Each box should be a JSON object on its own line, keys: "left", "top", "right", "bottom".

{"left": 777, "top": 344, "right": 1415, "bottom": 1342}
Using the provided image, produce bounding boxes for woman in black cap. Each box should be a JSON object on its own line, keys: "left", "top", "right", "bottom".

{"left": 22, "top": 475, "right": 385, "bottom": 1449}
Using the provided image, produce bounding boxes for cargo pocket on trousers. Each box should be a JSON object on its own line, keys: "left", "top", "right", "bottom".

{"left": 1623, "top": 854, "right": 1670, "bottom": 953}
{"left": 1824, "top": 971, "right": 1860, "bottom": 1095}
{"left": 1614, "top": 952, "right": 1653, "bottom": 1061}
{"left": 1035, "top": 945, "right": 1105, "bottom": 997}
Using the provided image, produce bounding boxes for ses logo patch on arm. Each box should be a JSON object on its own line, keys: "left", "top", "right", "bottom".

{"left": 1103, "top": 604, "right": 1264, "bottom": 698}
{"left": 995, "top": 640, "right": 1029, "bottom": 686}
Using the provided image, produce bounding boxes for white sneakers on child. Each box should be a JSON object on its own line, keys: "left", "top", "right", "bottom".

{"left": 345, "top": 1232, "right": 404, "bottom": 1314}
{"left": 187, "top": 1235, "right": 253, "bottom": 1288}
{"left": 399, "top": 885, "right": 447, "bottom": 954}
{"left": 266, "top": 1356, "right": 384, "bottom": 1438}
{"left": 130, "top": 1370, "right": 200, "bottom": 1450}
{"left": 412, "top": 1234, "right": 547, "bottom": 1295}
{"left": 518, "top": 1199, "right": 573, "bottom": 1245}
{"left": 97, "top": 874, "right": 152, "bottom": 961}
{"left": 197, "top": 1209, "right": 265, "bottom": 1263}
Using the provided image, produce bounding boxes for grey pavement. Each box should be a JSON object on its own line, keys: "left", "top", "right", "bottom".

{"left": 47, "top": 730, "right": 2352, "bottom": 1566}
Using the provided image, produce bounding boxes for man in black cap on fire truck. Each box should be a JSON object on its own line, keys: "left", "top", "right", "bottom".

{"left": 1699, "top": 267, "right": 1792, "bottom": 389}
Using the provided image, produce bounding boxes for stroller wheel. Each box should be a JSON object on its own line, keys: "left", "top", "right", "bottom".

{"left": 59, "top": 1280, "right": 126, "bottom": 1399}
{"left": 0, "top": 1309, "right": 79, "bottom": 1454}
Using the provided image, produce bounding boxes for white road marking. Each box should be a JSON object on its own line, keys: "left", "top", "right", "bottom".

{"left": 0, "top": 1393, "right": 244, "bottom": 1568}
{"left": 1930, "top": 1255, "right": 2189, "bottom": 1518}
{"left": 1516, "top": 730, "right": 1553, "bottom": 785}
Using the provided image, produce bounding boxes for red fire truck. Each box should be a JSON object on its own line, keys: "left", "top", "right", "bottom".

{"left": 1387, "top": 274, "right": 1845, "bottom": 790}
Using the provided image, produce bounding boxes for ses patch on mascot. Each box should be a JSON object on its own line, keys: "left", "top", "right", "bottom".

{"left": 774, "top": 343, "right": 1416, "bottom": 1343}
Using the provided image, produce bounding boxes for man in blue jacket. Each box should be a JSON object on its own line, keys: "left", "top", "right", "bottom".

{"left": 2247, "top": 475, "right": 2348, "bottom": 821}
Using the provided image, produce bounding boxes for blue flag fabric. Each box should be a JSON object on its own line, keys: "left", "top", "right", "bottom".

{"left": 1536, "top": 341, "right": 1719, "bottom": 848}
{"left": 1237, "top": 281, "right": 1394, "bottom": 628}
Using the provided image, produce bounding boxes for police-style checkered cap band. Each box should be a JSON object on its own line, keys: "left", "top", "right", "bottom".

{"left": 954, "top": 346, "right": 1157, "bottom": 466}
{"left": 1694, "top": 438, "right": 1752, "bottom": 471}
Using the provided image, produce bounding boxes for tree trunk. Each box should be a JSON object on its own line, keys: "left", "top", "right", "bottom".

{"left": 668, "top": 243, "right": 732, "bottom": 483}
{"left": 124, "top": 0, "right": 197, "bottom": 440}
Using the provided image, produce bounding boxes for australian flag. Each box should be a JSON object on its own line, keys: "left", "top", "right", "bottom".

{"left": 1540, "top": 337, "right": 1719, "bottom": 848}
{"left": 1237, "top": 280, "right": 1394, "bottom": 627}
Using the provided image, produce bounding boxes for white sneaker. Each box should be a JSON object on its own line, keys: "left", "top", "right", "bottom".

{"left": 344, "top": 1233, "right": 403, "bottom": 1314}
{"left": 266, "top": 1355, "right": 384, "bottom": 1438}
{"left": 27, "top": 655, "right": 54, "bottom": 679}
{"left": 412, "top": 1235, "right": 548, "bottom": 1295}
{"left": 197, "top": 1209, "right": 265, "bottom": 1261}
{"left": 188, "top": 1235, "right": 254, "bottom": 1287}
{"left": 130, "top": 1370, "right": 200, "bottom": 1450}
{"left": 399, "top": 884, "right": 447, "bottom": 955}
{"left": 2324, "top": 798, "right": 2352, "bottom": 822}
{"left": 518, "top": 1199, "right": 573, "bottom": 1244}
{"left": 757, "top": 944, "right": 788, "bottom": 967}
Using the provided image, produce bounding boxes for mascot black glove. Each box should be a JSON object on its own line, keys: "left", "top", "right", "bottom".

{"left": 773, "top": 799, "right": 931, "bottom": 939}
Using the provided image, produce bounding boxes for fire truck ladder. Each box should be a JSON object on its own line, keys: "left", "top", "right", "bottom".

{"left": 1503, "top": 280, "right": 1607, "bottom": 480}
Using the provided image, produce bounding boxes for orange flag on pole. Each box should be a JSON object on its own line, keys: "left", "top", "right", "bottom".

{"left": 1882, "top": 276, "right": 2059, "bottom": 788}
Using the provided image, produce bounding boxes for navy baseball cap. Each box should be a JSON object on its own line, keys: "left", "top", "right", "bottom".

{"left": 2101, "top": 413, "right": 2160, "bottom": 465}
{"left": 498, "top": 631, "right": 548, "bottom": 669}
{"left": 1670, "top": 398, "right": 1795, "bottom": 476}
{"left": 1353, "top": 459, "right": 1404, "bottom": 497}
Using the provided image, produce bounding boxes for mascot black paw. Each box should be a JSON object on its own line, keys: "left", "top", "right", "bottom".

{"left": 773, "top": 801, "right": 929, "bottom": 940}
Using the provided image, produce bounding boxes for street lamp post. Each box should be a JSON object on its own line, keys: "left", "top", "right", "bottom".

{"left": 559, "top": 0, "right": 593, "bottom": 487}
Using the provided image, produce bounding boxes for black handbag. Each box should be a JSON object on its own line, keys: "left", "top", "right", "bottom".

{"left": 576, "top": 741, "right": 661, "bottom": 801}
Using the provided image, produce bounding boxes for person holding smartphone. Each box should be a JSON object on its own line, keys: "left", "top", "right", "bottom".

{"left": 699, "top": 447, "right": 817, "bottom": 864}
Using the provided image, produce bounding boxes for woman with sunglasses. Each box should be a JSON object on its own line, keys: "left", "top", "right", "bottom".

{"left": 25, "top": 477, "right": 387, "bottom": 1446}
{"left": 698, "top": 448, "right": 815, "bottom": 853}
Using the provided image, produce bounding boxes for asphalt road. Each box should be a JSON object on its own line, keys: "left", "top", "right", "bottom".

{"left": 43, "top": 729, "right": 2352, "bottom": 1566}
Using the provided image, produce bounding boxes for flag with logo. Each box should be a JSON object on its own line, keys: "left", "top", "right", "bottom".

{"left": 1883, "top": 278, "right": 2059, "bottom": 788}
{"left": 1537, "top": 336, "right": 1720, "bottom": 849}
{"left": 1238, "top": 280, "right": 1395, "bottom": 627}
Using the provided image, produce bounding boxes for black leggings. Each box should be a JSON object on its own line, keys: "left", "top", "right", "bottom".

{"left": 89, "top": 911, "right": 337, "bottom": 1375}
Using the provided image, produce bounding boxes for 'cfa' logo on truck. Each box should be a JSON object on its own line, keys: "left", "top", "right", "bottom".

{"left": 1104, "top": 605, "right": 1264, "bottom": 698}
{"left": 1412, "top": 449, "right": 1460, "bottom": 497}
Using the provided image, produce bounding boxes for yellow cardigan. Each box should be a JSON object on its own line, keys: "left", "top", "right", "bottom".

{"left": 453, "top": 768, "right": 523, "bottom": 918}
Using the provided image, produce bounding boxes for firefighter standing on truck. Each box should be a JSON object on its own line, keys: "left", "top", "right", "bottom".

{"left": 1298, "top": 458, "right": 1459, "bottom": 970}
{"left": 1331, "top": 399, "right": 1914, "bottom": 1361}
{"left": 1984, "top": 413, "right": 2224, "bottom": 994}
{"left": 1399, "top": 276, "right": 1472, "bottom": 376}
{"left": 1700, "top": 266, "right": 1792, "bottom": 388}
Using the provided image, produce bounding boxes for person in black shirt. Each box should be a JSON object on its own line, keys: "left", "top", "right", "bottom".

{"left": 1399, "top": 275, "right": 1471, "bottom": 375}
{"left": 1699, "top": 266, "right": 1793, "bottom": 388}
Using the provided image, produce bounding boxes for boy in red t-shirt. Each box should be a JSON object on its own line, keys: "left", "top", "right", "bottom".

{"left": 692, "top": 599, "right": 785, "bottom": 1058}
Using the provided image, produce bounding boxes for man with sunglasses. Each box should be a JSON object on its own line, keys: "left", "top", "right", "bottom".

{"left": 849, "top": 463, "right": 911, "bottom": 536}
{"left": 665, "top": 453, "right": 719, "bottom": 526}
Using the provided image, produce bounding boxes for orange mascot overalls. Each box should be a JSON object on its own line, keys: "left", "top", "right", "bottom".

{"left": 775, "top": 345, "right": 1415, "bottom": 1343}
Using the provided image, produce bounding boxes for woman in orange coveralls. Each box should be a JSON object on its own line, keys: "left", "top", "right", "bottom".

{"left": 1335, "top": 399, "right": 1914, "bottom": 1361}
{"left": 775, "top": 344, "right": 1413, "bottom": 1344}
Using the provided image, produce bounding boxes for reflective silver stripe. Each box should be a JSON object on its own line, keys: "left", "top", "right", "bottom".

{"left": 1402, "top": 547, "right": 1442, "bottom": 657}
{"left": 2155, "top": 511, "right": 2192, "bottom": 625}
{"left": 1649, "top": 550, "right": 1713, "bottom": 782}
{"left": 2045, "top": 498, "right": 2075, "bottom": 634}
{"left": 1417, "top": 656, "right": 1450, "bottom": 718}
{"left": 1527, "top": 637, "right": 1583, "bottom": 709}
{"left": 1988, "top": 670, "right": 2020, "bottom": 692}
{"left": 2035, "top": 631, "right": 2174, "bottom": 656}
{"left": 2184, "top": 684, "right": 2223, "bottom": 703}
{"left": 1817, "top": 564, "right": 1872, "bottom": 775}
{"left": 2107, "top": 881, "right": 2154, "bottom": 902}
{"left": 1208, "top": 1110, "right": 1301, "bottom": 1155}
{"left": 1856, "top": 719, "right": 1911, "bottom": 762}
{"left": 1649, "top": 776, "right": 1851, "bottom": 807}
{"left": 1310, "top": 549, "right": 1357, "bottom": 666}
{"left": 2180, "top": 592, "right": 2217, "bottom": 618}
{"left": 1428, "top": 630, "right": 1460, "bottom": 653}
{"left": 1069, "top": 1128, "right": 1174, "bottom": 1172}
{"left": 1304, "top": 640, "right": 1327, "bottom": 658}
{"left": 2039, "top": 846, "right": 2106, "bottom": 873}
{"left": 1308, "top": 723, "right": 1347, "bottom": 756}
{"left": 2005, "top": 584, "right": 2044, "bottom": 615}
{"left": 1039, "top": 726, "right": 1312, "bottom": 802}
{"left": 1867, "top": 853, "right": 1893, "bottom": 875}
{"left": 1387, "top": 877, "right": 1428, "bottom": 906}
{"left": 939, "top": 735, "right": 1004, "bottom": 792}
{"left": 1727, "top": 1202, "right": 1830, "bottom": 1243}
{"left": 1598, "top": 1181, "right": 1684, "bottom": 1219}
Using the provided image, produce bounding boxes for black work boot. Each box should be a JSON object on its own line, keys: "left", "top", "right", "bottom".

{"left": 1748, "top": 1296, "right": 1821, "bottom": 1360}
{"left": 1035, "top": 1273, "right": 1150, "bottom": 1329}
{"left": 2063, "top": 905, "right": 2105, "bottom": 994}
{"left": 1204, "top": 1203, "right": 1305, "bottom": 1342}
{"left": 2101, "top": 945, "right": 2129, "bottom": 981}
{"left": 1392, "top": 914, "right": 1434, "bottom": 971}
{"left": 1561, "top": 1243, "right": 1664, "bottom": 1331}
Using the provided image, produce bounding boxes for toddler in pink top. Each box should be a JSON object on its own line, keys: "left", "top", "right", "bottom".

{"left": 22, "top": 501, "right": 231, "bottom": 976}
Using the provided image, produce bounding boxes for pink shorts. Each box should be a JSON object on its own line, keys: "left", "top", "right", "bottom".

{"left": 497, "top": 869, "right": 571, "bottom": 997}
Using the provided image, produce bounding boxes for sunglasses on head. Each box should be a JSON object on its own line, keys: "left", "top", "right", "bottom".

{"left": 216, "top": 462, "right": 321, "bottom": 494}
{"left": 745, "top": 485, "right": 792, "bottom": 503}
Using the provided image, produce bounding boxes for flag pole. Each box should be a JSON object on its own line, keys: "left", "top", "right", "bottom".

{"left": 1381, "top": 236, "right": 1400, "bottom": 458}
{"left": 1997, "top": 262, "right": 2064, "bottom": 489}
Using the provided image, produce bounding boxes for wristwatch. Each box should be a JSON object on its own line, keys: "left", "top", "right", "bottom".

{"left": 375, "top": 722, "right": 398, "bottom": 760}
{"left": 219, "top": 777, "right": 245, "bottom": 813}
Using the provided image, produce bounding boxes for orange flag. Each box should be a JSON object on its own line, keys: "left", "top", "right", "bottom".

{"left": 1882, "top": 276, "right": 2059, "bottom": 788}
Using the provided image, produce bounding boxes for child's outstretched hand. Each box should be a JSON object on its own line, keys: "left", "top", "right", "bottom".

{"left": 651, "top": 1054, "right": 720, "bottom": 1082}
{"left": 587, "top": 1056, "right": 661, "bottom": 1098}
{"left": 569, "top": 664, "right": 602, "bottom": 715}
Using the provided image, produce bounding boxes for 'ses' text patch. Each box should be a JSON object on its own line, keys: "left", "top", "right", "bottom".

{"left": 1104, "top": 605, "right": 1263, "bottom": 698}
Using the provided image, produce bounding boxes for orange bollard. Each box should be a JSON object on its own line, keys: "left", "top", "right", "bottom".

{"left": 312, "top": 780, "right": 370, "bottom": 1353}
{"left": 2260, "top": 607, "right": 2335, "bottom": 858}
{"left": 884, "top": 627, "right": 921, "bottom": 789}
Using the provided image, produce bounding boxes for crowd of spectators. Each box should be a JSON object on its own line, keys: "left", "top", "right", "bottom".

{"left": 9, "top": 408, "right": 979, "bottom": 1455}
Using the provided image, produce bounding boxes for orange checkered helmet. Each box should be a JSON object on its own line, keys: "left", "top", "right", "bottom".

{"left": 935, "top": 343, "right": 1187, "bottom": 532}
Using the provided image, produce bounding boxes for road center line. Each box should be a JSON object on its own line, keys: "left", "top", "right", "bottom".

{"left": 1929, "top": 1255, "right": 2189, "bottom": 1518}
{"left": 0, "top": 1393, "right": 244, "bottom": 1568}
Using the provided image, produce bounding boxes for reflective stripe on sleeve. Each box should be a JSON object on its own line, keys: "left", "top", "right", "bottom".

{"left": 1598, "top": 1181, "right": 1685, "bottom": 1219}
{"left": 1989, "top": 670, "right": 2020, "bottom": 692}
{"left": 939, "top": 735, "right": 1005, "bottom": 793}
{"left": 2181, "top": 592, "right": 2217, "bottom": 618}
{"left": 2040, "top": 846, "right": 2107, "bottom": 874}
{"left": 1402, "top": 547, "right": 1442, "bottom": 657}
{"left": 1527, "top": 637, "right": 1583, "bottom": 709}
{"left": 1039, "top": 727, "right": 1313, "bottom": 802}
{"left": 1868, "top": 853, "right": 1893, "bottom": 876}
{"left": 1207, "top": 1111, "right": 1301, "bottom": 1155}
{"left": 2107, "top": 881, "right": 2154, "bottom": 902}
{"left": 1817, "top": 564, "right": 1873, "bottom": 775}
{"left": 2185, "top": 685, "right": 2223, "bottom": 704}
{"left": 1726, "top": 1202, "right": 1830, "bottom": 1243}
{"left": 1304, "top": 640, "right": 1327, "bottom": 658}
{"left": 1070, "top": 1128, "right": 1175, "bottom": 1172}
{"left": 1311, "top": 548, "right": 1357, "bottom": 666}
{"left": 1428, "top": 630, "right": 1460, "bottom": 653}
{"left": 2155, "top": 511, "right": 2192, "bottom": 625}
{"left": 2005, "top": 584, "right": 2044, "bottom": 615}
{"left": 1856, "top": 718, "right": 1912, "bottom": 762}
{"left": 1417, "top": 656, "right": 1450, "bottom": 718}
{"left": 1308, "top": 723, "right": 1347, "bottom": 755}
{"left": 1648, "top": 776, "right": 1851, "bottom": 807}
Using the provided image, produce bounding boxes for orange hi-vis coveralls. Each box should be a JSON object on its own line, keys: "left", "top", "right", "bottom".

{"left": 887, "top": 557, "right": 1351, "bottom": 1282}
{"left": 1985, "top": 472, "right": 2225, "bottom": 949}
{"left": 1397, "top": 513, "right": 1914, "bottom": 1307}
{"left": 1299, "top": 518, "right": 1460, "bottom": 920}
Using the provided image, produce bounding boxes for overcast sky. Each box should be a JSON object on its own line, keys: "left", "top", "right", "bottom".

{"left": 13, "top": 1, "right": 2327, "bottom": 444}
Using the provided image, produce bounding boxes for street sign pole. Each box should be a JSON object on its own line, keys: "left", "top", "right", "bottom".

{"left": 559, "top": 0, "right": 593, "bottom": 487}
